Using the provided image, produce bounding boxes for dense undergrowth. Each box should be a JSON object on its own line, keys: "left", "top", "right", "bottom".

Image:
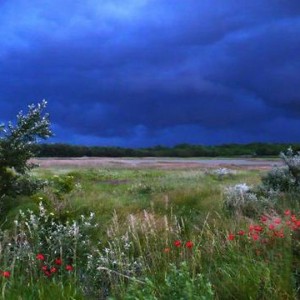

{"left": 0, "top": 149, "right": 300, "bottom": 299}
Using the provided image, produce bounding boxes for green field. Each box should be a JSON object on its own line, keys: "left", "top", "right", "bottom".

{"left": 1, "top": 163, "right": 300, "bottom": 299}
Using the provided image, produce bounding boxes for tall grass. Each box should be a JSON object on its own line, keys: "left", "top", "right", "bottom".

{"left": 0, "top": 166, "right": 299, "bottom": 298}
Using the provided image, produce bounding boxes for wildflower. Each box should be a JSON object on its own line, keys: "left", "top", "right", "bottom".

{"left": 54, "top": 258, "right": 62, "bottom": 265}
{"left": 44, "top": 270, "right": 51, "bottom": 277}
{"left": 269, "top": 224, "right": 275, "bottom": 230}
{"left": 164, "top": 247, "right": 171, "bottom": 253}
{"left": 41, "top": 265, "right": 48, "bottom": 271}
{"left": 249, "top": 224, "right": 255, "bottom": 231}
{"left": 2, "top": 271, "right": 10, "bottom": 278}
{"left": 254, "top": 225, "right": 263, "bottom": 232}
{"left": 274, "top": 218, "right": 281, "bottom": 225}
{"left": 252, "top": 234, "right": 259, "bottom": 241}
{"left": 260, "top": 216, "right": 268, "bottom": 222}
{"left": 185, "top": 241, "right": 194, "bottom": 249}
{"left": 50, "top": 267, "right": 57, "bottom": 273}
{"left": 291, "top": 215, "right": 297, "bottom": 222}
{"left": 36, "top": 253, "right": 45, "bottom": 261}
{"left": 284, "top": 210, "right": 291, "bottom": 216}
{"left": 274, "top": 230, "right": 284, "bottom": 238}
{"left": 227, "top": 233, "right": 235, "bottom": 241}
{"left": 65, "top": 265, "right": 74, "bottom": 271}
{"left": 238, "top": 230, "right": 245, "bottom": 236}
{"left": 174, "top": 240, "right": 181, "bottom": 247}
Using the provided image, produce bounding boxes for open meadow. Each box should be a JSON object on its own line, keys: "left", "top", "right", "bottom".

{"left": 1, "top": 157, "right": 300, "bottom": 299}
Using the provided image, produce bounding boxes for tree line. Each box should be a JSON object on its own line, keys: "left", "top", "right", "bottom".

{"left": 33, "top": 142, "right": 300, "bottom": 158}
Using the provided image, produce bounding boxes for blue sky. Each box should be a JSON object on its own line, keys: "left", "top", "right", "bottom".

{"left": 1, "top": 0, "right": 300, "bottom": 147}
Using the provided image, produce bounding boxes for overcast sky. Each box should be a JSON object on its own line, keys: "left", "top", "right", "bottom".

{"left": 1, "top": 0, "right": 300, "bottom": 147}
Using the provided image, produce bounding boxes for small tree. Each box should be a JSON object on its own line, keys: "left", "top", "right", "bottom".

{"left": 0, "top": 100, "right": 52, "bottom": 198}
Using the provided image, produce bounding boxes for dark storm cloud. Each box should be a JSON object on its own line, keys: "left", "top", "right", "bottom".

{"left": 0, "top": 0, "right": 300, "bottom": 146}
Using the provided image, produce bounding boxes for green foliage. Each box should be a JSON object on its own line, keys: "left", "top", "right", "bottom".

{"left": 123, "top": 262, "right": 214, "bottom": 300}
{"left": 261, "top": 148, "right": 300, "bottom": 193}
{"left": 261, "top": 167, "right": 297, "bottom": 192}
{"left": 34, "top": 142, "right": 300, "bottom": 158}
{"left": 0, "top": 101, "right": 52, "bottom": 199}
{"left": 224, "top": 148, "right": 300, "bottom": 217}
{"left": 50, "top": 174, "right": 76, "bottom": 199}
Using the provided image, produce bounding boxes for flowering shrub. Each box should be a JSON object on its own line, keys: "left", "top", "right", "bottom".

{"left": 261, "top": 148, "right": 300, "bottom": 193}
{"left": 224, "top": 183, "right": 262, "bottom": 216}
{"left": 0, "top": 202, "right": 97, "bottom": 293}
{"left": 0, "top": 101, "right": 51, "bottom": 200}
{"left": 261, "top": 167, "right": 297, "bottom": 193}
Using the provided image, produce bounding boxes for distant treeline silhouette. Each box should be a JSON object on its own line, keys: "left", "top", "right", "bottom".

{"left": 33, "top": 143, "right": 300, "bottom": 157}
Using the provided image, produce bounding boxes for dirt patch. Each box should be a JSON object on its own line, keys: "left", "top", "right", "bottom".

{"left": 31, "top": 157, "right": 282, "bottom": 170}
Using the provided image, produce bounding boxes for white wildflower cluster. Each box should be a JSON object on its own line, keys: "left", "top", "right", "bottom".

{"left": 86, "top": 233, "right": 144, "bottom": 293}
{"left": 208, "top": 168, "right": 237, "bottom": 179}
{"left": 7, "top": 203, "right": 98, "bottom": 260}
{"left": 224, "top": 183, "right": 258, "bottom": 215}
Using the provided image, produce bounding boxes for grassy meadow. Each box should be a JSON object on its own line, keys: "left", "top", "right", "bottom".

{"left": 1, "top": 161, "right": 300, "bottom": 299}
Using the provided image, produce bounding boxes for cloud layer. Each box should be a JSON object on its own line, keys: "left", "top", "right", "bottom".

{"left": 1, "top": 0, "right": 300, "bottom": 146}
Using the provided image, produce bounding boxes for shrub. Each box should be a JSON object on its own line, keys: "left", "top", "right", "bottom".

{"left": 261, "top": 167, "right": 296, "bottom": 192}
{"left": 280, "top": 147, "right": 300, "bottom": 185}
{"left": 0, "top": 101, "right": 52, "bottom": 200}
{"left": 261, "top": 148, "right": 300, "bottom": 193}
{"left": 224, "top": 183, "right": 257, "bottom": 215}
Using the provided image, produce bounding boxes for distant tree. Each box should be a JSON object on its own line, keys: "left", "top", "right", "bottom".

{"left": 0, "top": 100, "right": 52, "bottom": 198}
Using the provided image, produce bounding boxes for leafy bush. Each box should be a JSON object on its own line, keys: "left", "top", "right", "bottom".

{"left": 0, "top": 101, "right": 52, "bottom": 200}
{"left": 261, "top": 148, "right": 300, "bottom": 193}
{"left": 261, "top": 167, "right": 296, "bottom": 192}
{"left": 224, "top": 183, "right": 259, "bottom": 216}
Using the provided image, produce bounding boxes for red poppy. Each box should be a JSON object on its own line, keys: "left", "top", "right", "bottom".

{"left": 54, "top": 258, "right": 62, "bottom": 265}
{"left": 44, "top": 270, "right": 51, "bottom": 277}
{"left": 252, "top": 234, "right": 259, "bottom": 241}
{"left": 41, "top": 265, "right": 48, "bottom": 271}
{"left": 238, "top": 230, "right": 245, "bottom": 236}
{"left": 36, "top": 253, "right": 45, "bottom": 261}
{"left": 249, "top": 224, "right": 255, "bottom": 231}
{"left": 174, "top": 240, "right": 181, "bottom": 247}
{"left": 2, "top": 271, "right": 10, "bottom": 278}
{"left": 274, "top": 218, "right": 281, "bottom": 225}
{"left": 254, "top": 225, "right": 263, "bottom": 232}
{"left": 274, "top": 231, "right": 284, "bottom": 238}
{"left": 185, "top": 241, "right": 194, "bottom": 249}
{"left": 269, "top": 224, "right": 275, "bottom": 230}
{"left": 260, "top": 216, "right": 268, "bottom": 222}
{"left": 50, "top": 267, "right": 57, "bottom": 273}
{"left": 65, "top": 265, "right": 74, "bottom": 271}
{"left": 284, "top": 210, "right": 291, "bottom": 216}
{"left": 227, "top": 233, "right": 235, "bottom": 241}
